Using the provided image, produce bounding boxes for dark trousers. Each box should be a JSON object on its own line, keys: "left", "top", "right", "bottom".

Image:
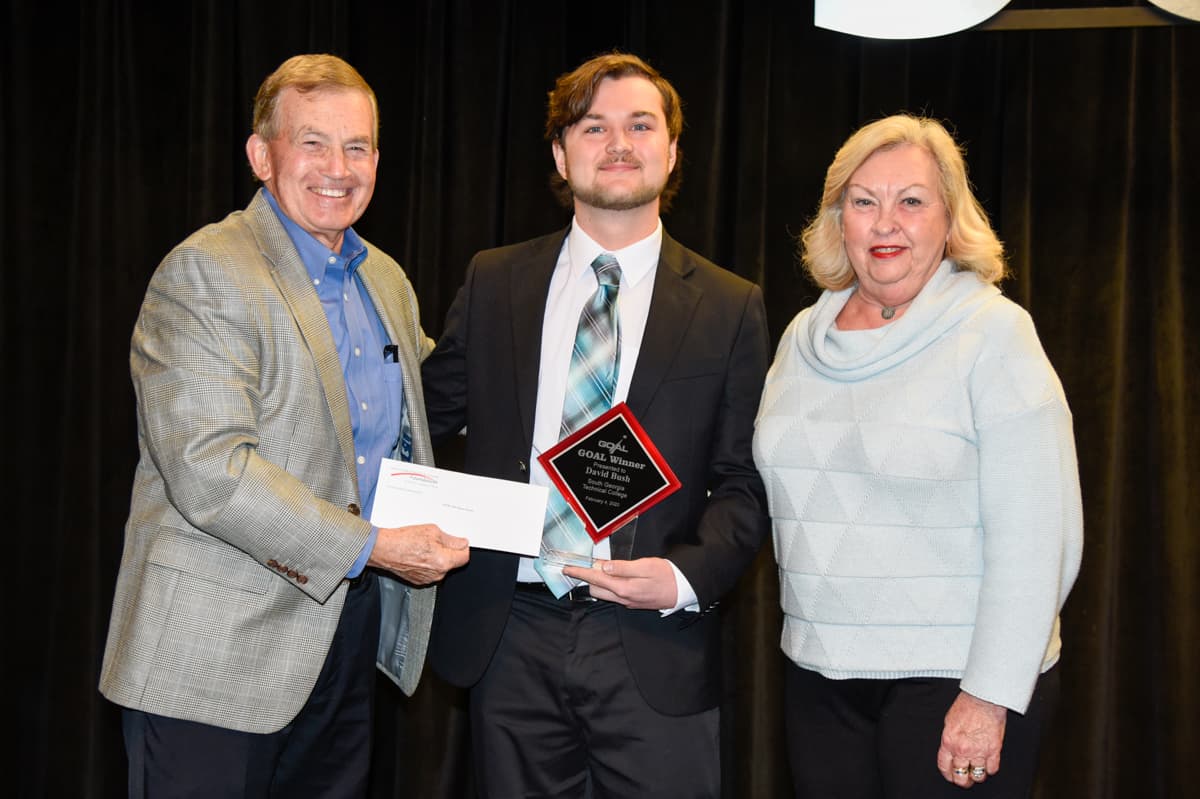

{"left": 469, "top": 587, "right": 720, "bottom": 799}
{"left": 784, "top": 659, "right": 1060, "bottom": 799}
{"left": 122, "top": 573, "right": 381, "bottom": 799}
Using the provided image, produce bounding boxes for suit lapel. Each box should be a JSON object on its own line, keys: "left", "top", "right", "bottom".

{"left": 346, "top": 241, "right": 440, "bottom": 697}
{"left": 511, "top": 230, "right": 569, "bottom": 447}
{"left": 625, "top": 233, "right": 702, "bottom": 416}
{"left": 245, "top": 191, "right": 359, "bottom": 486}
{"left": 609, "top": 234, "right": 700, "bottom": 559}
{"left": 358, "top": 256, "right": 434, "bottom": 468}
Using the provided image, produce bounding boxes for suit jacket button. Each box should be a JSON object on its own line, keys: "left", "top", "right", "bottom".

{"left": 347, "top": 503, "right": 361, "bottom": 516}
{"left": 286, "top": 568, "right": 298, "bottom": 579}
{"left": 267, "top": 559, "right": 280, "bottom": 569}
{"left": 296, "top": 574, "right": 308, "bottom": 585}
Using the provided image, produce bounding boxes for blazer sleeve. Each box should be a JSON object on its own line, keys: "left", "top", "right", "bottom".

{"left": 131, "top": 243, "right": 372, "bottom": 603}
{"left": 665, "top": 283, "right": 772, "bottom": 607}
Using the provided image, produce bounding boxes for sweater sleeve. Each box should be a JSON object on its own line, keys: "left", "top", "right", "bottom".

{"left": 960, "top": 305, "right": 1084, "bottom": 713}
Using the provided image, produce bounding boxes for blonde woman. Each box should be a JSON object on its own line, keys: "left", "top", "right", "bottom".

{"left": 754, "top": 115, "right": 1083, "bottom": 797}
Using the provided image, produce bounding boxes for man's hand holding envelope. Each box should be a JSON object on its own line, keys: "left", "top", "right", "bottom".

{"left": 372, "top": 460, "right": 549, "bottom": 558}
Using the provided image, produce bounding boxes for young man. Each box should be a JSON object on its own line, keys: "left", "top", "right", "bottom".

{"left": 100, "top": 54, "right": 468, "bottom": 796}
{"left": 424, "top": 53, "right": 770, "bottom": 798}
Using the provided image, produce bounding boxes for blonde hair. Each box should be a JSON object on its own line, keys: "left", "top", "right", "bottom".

{"left": 252, "top": 54, "right": 379, "bottom": 147}
{"left": 800, "top": 114, "right": 1006, "bottom": 290}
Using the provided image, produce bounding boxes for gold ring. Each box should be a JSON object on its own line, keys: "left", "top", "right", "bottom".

{"left": 953, "top": 766, "right": 970, "bottom": 777}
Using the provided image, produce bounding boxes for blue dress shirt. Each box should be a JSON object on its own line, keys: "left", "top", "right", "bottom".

{"left": 264, "top": 190, "right": 405, "bottom": 577}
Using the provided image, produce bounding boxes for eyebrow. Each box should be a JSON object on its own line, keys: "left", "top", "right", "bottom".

{"left": 846, "top": 182, "right": 932, "bottom": 194}
{"left": 582, "top": 110, "right": 659, "bottom": 121}
{"left": 293, "top": 127, "right": 372, "bottom": 146}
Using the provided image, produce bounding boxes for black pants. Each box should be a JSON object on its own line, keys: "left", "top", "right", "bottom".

{"left": 784, "top": 660, "right": 1060, "bottom": 799}
{"left": 122, "top": 573, "right": 381, "bottom": 799}
{"left": 469, "top": 586, "right": 720, "bottom": 799}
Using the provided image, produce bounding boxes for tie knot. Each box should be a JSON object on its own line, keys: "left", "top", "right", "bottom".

{"left": 591, "top": 253, "right": 621, "bottom": 288}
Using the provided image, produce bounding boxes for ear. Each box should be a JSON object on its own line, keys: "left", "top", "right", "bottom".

{"left": 668, "top": 138, "right": 678, "bottom": 173}
{"left": 552, "top": 139, "right": 567, "bottom": 180}
{"left": 246, "top": 134, "right": 272, "bottom": 182}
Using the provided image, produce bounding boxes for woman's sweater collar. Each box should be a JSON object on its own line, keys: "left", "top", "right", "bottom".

{"left": 795, "top": 259, "right": 1001, "bottom": 381}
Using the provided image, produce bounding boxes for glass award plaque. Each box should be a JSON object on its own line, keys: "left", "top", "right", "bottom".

{"left": 537, "top": 403, "right": 681, "bottom": 544}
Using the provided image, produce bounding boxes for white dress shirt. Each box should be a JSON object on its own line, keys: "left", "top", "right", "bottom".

{"left": 517, "top": 219, "right": 698, "bottom": 613}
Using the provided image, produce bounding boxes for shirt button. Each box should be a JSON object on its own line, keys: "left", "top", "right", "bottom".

{"left": 361, "top": 402, "right": 368, "bottom": 411}
{"left": 313, "top": 278, "right": 320, "bottom": 286}
{"left": 354, "top": 347, "right": 361, "bottom": 357}
{"left": 328, "top": 256, "right": 337, "bottom": 264}
{"left": 357, "top": 455, "right": 366, "bottom": 465}
{"left": 343, "top": 293, "right": 350, "bottom": 301}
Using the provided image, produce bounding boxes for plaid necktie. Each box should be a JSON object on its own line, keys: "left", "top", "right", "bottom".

{"left": 534, "top": 253, "right": 622, "bottom": 596}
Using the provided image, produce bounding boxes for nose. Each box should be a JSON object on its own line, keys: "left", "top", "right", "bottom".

{"left": 871, "top": 202, "right": 898, "bottom": 234}
{"left": 323, "top": 147, "right": 350, "bottom": 178}
{"left": 606, "top": 129, "right": 631, "bottom": 155}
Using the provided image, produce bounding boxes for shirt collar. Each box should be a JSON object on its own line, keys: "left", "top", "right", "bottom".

{"left": 262, "top": 188, "right": 368, "bottom": 283}
{"left": 566, "top": 217, "right": 662, "bottom": 289}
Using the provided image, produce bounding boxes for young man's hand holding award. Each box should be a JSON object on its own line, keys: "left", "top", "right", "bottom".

{"left": 538, "top": 402, "right": 682, "bottom": 605}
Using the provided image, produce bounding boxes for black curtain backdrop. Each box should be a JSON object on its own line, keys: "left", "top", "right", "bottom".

{"left": 5, "top": 1, "right": 1197, "bottom": 797}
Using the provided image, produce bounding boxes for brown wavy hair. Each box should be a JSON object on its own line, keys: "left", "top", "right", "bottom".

{"left": 545, "top": 52, "right": 684, "bottom": 211}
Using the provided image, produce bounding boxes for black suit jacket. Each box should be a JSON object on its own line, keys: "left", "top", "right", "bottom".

{"left": 424, "top": 228, "right": 770, "bottom": 716}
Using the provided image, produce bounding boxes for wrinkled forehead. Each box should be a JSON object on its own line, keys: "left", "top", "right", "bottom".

{"left": 275, "top": 86, "right": 378, "bottom": 143}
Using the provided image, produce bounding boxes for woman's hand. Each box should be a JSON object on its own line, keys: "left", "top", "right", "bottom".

{"left": 936, "top": 690, "right": 1008, "bottom": 789}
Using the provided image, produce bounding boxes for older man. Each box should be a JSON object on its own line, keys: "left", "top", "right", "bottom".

{"left": 100, "top": 54, "right": 468, "bottom": 797}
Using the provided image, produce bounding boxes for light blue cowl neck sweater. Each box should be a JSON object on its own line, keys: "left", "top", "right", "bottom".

{"left": 753, "top": 260, "right": 1083, "bottom": 713}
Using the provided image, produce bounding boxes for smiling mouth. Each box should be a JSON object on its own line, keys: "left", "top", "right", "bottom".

{"left": 311, "top": 186, "right": 350, "bottom": 198}
{"left": 870, "top": 246, "right": 904, "bottom": 255}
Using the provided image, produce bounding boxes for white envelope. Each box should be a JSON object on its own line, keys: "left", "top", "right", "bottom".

{"left": 371, "top": 459, "right": 547, "bottom": 556}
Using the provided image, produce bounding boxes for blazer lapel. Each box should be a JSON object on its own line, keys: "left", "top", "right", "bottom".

{"left": 348, "top": 247, "right": 438, "bottom": 697}
{"left": 358, "top": 256, "right": 433, "bottom": 468}
{"left": 625, "top": 233, "right": 702, "bottom": 417}
{"left": 511, "top": 229, "right": 569, "bottom": 448}
{"left": 245, "top": 190, "right": 359, "bottom": 486}
{"left": 610, "top": 234, "right": 701, "bottom": 559}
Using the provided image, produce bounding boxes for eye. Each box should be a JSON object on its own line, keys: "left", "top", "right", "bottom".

{"left": 850, "top": 196, "right": 874, "bottom": 208}
{"left": 631, "top": 122, "right": 650, "bottom": 131}
{"left": 584, "top": 125, "right": 604, "bottom": 134}
{"left": 900, "top": 196, "right": 924, "bottom": 207}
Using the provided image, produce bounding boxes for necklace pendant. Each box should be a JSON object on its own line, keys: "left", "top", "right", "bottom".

{"left": 881, "top": 306, "right": 895, "bottom": 320}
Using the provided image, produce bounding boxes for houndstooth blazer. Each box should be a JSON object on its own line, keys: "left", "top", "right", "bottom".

{"left": 100, "top": 189, "right": 436, "bottom": 733}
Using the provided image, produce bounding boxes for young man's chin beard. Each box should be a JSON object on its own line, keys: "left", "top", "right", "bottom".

{"left": 570, "top": 182, "right": 665, "bottom": 213}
